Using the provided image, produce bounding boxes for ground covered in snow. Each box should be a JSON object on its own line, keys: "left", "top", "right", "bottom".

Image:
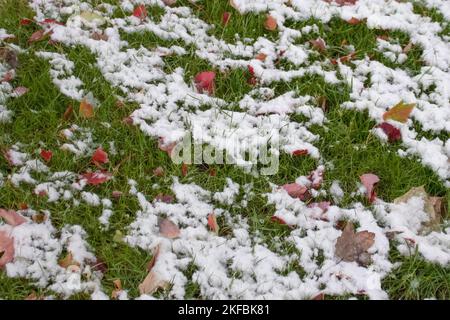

{"left": 0, "top": 0, "right": 449, "bottom": 300}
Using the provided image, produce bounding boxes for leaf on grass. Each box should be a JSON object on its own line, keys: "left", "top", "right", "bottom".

{"left": 40, "top": 149, "right": 53, "bottom": 162}
{"left": 310, "top": 38, "right": 326, "bottom": 52}
{"left": 158, "top": 218, "right": 180, "bottom": 239}
{"left": 79, "top": 98, "right": 94, "bottom": 118}
{"left": 207, "top": 213, "right": 219, "bottom": 234}
{"left": 377, "top": 122, "right": 401, "bottom": 142}
{"left": 394, "top": 186, "right": 445, "bottom": 233}
{"left": 347, "top": 17, "right": 361, "bottom": 25}
{"left": 153, "top": 166, "right": 165, "bottom": 177}
{"left": 28, "top": 29, "right": 47, "bottom": 43}
{"left": 13, "top": 86, "right": 28, "bottom": 96}
{"left": 154, "top": 194, "right": 174, "bottom": 203}
{"left": 360, "top": 173, "right": 379, "bottom": 203}
{"left": 308, "top": 166, "right": 324, "bottom": 189}
{"left": 158, "top": 137, "right": 177, "bottom": 157}
{"left": 307, "top": 201, "right": 331, "bottom": 212}
{"left": 264, "top": 15, "right": 277, "bottom": 31}
{"left": 0, "top": 231, "right": 14, "bottom": 268}
{"left": 181, "top": 163, "right": 188, "bottom": 177}
{"left": 271, "top": 215, "right": 287, "bottom": 225}
{"left": 0, "top": 209, "right": 26, "bottom": 226}
{"left": 335, "top": 222, "right": 375, "bottom": 266}
{"left": 0, "top": 48, "right": 18, "bottom": 69}
{"left": 81, "top": 171, "right": 112, "bottom": 185}
{"left": 133, "top": 5, "right": 147, "bottom": 20}
{"left": 292, "top": 149, "right": 308, "bottom": 156}
{"left": 194, "top": 71, "right": 216, "bottom": 95}
{"left": 222, "top": 12, "right": 231, "bottom": 26}
{"left": 282, "top": 183, "right": 310, "bottom": 201}
{"left": 91, "top": 148, "right": 109, "bottom": 167}
{"left": 111, "top": 279, "right": 123, "bottom": 299}
{"left": 402, "top": 42, "right": 413, "bottom": 54}
{"left": 63, "top": 104, "right": 73, "bottom": 120}
{"left": 382, "top": 101, "right": 415, "bottom": 123}
{"left": 20, "top": 18, "right": 33, "bottom": 26}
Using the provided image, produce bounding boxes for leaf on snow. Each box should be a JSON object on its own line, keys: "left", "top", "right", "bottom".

{"left": 207, "top": 213, "right": 219, "bottom": 234}
{"left": 138, "top": 270, "right": 170, "bottom": 295}
{"left": 377, "top": 122, "right": 401, "bottom": 142}
{"left": 264, "top": 15, "right": 277, "bottom": 31}
{"left": 382, "top": 101, "right": 415, "bottom": 123}
{"left": 335, "top": 222, "right": 375, "bottom": 266}
{"left": 58, "top": 252, "right": 80, "bottom": 269}
{"left": 282, "top": 183, "right": 310, "bottom": 201}
{"left": 359, "top": 173, "right": 379, "bottom": 203}
{"left": 0, "top": 209, "right": 27, "bottom": 226}
{"left": 0, "top": 231, "right": 15, "bottom": 269}
{"left": 158, "top": 218, "right": 180, "bottom": 239}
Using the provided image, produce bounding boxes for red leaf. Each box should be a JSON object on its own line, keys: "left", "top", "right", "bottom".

{"left": 207, "top": 213, "right": 219, "bottom": 234}
{"left": 292, "top": 149, "right": 308, "bottom": 156}
{"left": 360, "top": 173, "right": 379, "bottom": 203}
{"left": 39, "top": 18, "right": 64, "bottom": 25}
{"left": 20, "top": 18, "right": 33, "bottom": 26}
{"left": 181, "top": 163, "right": 188, "bottom": 177}
{"left": 158, "top": 137, "right": 177, "bottom": 157}
{"left": 133, "top": 5, "right": 147, "bottom": 20}
{"left": 378, "top": 122, "right": 401, "bottom": 142}
{"left": 81, "top": 171, "right": 112, "bottom": 185}
{"left": 222, "top": 12, "right": 231, "bottom": 26}
{"left": 0, "top": 209, "right": 27, "bottom": 226}
{"left": 158, "top": 218, "right": 180, "bottom": 239}
{"left": 271, "top": 215, "right": 287, "bottom": 225}
{"left": 91, "top": 148, "right": 109, "bottom": 167}
{"left": 248, "top": 65, "right": 255, "bottom": 76}
{"left": 0, "top": 231, "right": 14, "bottom": 269}
{"left": 40, "top": 149, "right": 53, "bottom": 162}
{"left": 194, "top": 71, "right": 216, "bottom": 95}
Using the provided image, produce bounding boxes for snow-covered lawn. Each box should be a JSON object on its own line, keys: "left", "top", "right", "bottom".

{"left": 0, "top": 0, "right": 449, "bottom": 300}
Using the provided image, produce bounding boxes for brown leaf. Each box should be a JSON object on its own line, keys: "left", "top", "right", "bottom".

{"left": 181, "top": 163, "right": 188, "bottom": 177}
{"left": 335, "top": 222, "right": 375, "bottom": 266}
{"left": 255, "top": 53, "right": 267, "bottom": 61}
{"left": 63, "top": 104, "right": 73, "bottom": 120}
{"left": 79, "top": 98, "right": 94, "bottom": 118}
{"left": 146, "top": 244, "right": 161, "bottom": 272}
{"left": 0, "top": 230, "right": 14, "bottom": 268}
{"left": 347, "top": 17, "right": 361, "bottom": 25}
{"left": 0, "top": 47, "right": 18, "bottom": 69}
{"left": 138, "top": 270, "right": 170, "bottom": 295}
{"left": 264, "top": 15, "right": 277, "bottom": 31}
{"left": 310, "top": 38, "right": 326, "bottom": 52}
{"left": 402, "top": 42, "right": 413, "bottom": 54}
{"left": 158, "top": 218, "right": 180, "bottom": 239}
{"left": 111, "top": 279, "right": 122, "bottom": 299}
{"left": 58, "top": 252, "right": 80, "bottom": 269}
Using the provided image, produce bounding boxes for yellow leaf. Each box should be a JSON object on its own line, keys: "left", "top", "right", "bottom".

{"left": 382, "top": 101, "right": 415, "bottom": 123}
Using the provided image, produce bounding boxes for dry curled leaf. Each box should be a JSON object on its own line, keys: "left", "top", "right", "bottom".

{"left": 138, "top": 270, "right": 170, "bottom": 295}
{"left": 111, "top": 279, "right": 123, "bottom": 299}
{"left": 58, "top": 252, "right": 80, "bottom": 269}
{"left": 335, "top": 222, "right": 375, "bottom": 266}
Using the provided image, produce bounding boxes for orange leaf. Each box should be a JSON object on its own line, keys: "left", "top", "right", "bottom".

{"left": 207, "top": 213, "right": 219, "bottom": 234}
{"left": 79, "top": 99, "right": 94, "bottom": 118}
{"left": 158, "top": 218, "right": 180, "bottom": 239}
{"left": 382, "top": 101, "right": 415, "bottom": 123}
{"left": 347, "top": 17, "right": 361, "bottom": 25}
{"left": 255, "top": 53, "right": 267, "bottom": 61}
{"left": 0, "top": 209, "right": 26, "bottom": 226}
{"left": 264, "top": 15, "right": 277, "bottom": 31}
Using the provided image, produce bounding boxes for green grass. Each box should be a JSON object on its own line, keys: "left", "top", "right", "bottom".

{"left": 0, "top": 0, "right": 449, "bottom": 300}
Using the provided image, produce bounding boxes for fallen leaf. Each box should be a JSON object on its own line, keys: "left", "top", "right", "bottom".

{"left": 158, "top": 218, "right": 180, "bottom": 239}
{"left": 91, "top": 258, "right": 108, "bottom": 274}
{"left": 158, "top": 137, "right": 177, "bottom": 157}
{"left": 282, "top": 183, "right": 308, "bottom": 198}
{"left": 1, "top": 70, "right": 14, "bottom": 83}
{"left": 163, "top": 0, "right": 177, "bottom": 5}
{"left": 133, "top": 5, "right": 147, "bottom": 20}
{"left": 63, "top": 104, "right": 73, "bottom": 120}
{"left": 308, "top": 166, "right": 324, "bottom": 189}
{"left": 153, "top": 166, "right": 164, "bottom": 177}
{"left": 207, "top": 213, "right": 219, "bottom": 234}
{"left": 360, "top": 173, "right": 379, "bottom": 203}
{"left": 194, "top": 71, "right": 216, "bottom": 95}
{"left": 58, "top": 252, "right": 80, "bottom": 269}
{"left": 19, "top": 18, "right": 33, "bottom": 26}
{"left": 138, "top": 270, "right": 170, "bottom": 295}
{"left": 402, "top": 42, "right": 413, "bottom": 54}
{"left": 264, "top": 15, "right": 277, "bottom": 31}
{"left": 311, "top": 292, "right": 325, "bottom": 300}
{"left": 24, "top": 291, "right": 44, "bottom": 300}
{"left": 0, "top": 47, "right": 18, "bottom": 69}
{"left": 80, "top": 11, "right": 105, "bottom": 24}
{"left": 310, "top": 38, "right": 326, "bottom": 52}
{"left": 91, "top": 31, "right": 108, "bottom": 41}
{"left": 28, "top": 29, "right": 47, "bottom": 43}
{"left": 31, "top": 212, "right": 47, "bottom": 224}
{"left": 394, "top": 186, "right": 444, "bottom": 233}
{"left": 335, "top": 222, "right": 375, "bottom": 266}
{"left": 382, "top": 101, "right": 415, "bottom": 123}
{"left": 347, "top": 17, "right": 361, "bottom": 25}
{"left": 81, "top": 171, "right": 112, "bottom": 185}
{"left": 40, "top": 149, "right": 53, "bottom": 162}
{"left": 255, "top": 53, "right": 267, "bottom": 61}
{"left": 0, "top": 209, "right": 26, "bottom": 226}
{"left": 292, "top": 149, "right": 308, "bottom": 156}
{"left": 0, "top": 231, "right": 14, "bottom": 268}
{"left": 308, "top": 201, "right": 331, "bottom": 211}
{"left": 112, "top": 191, "right": 123, "bottom": 199}
{"left": 92, "top": 148, "right": 109, "bottom": 167}
{"left": 154, "top": 194, "right": 174, "bottom": 203}
{"left": 13, "top": 86, "right": 28, "bottom": 96}
{"left": 146, "top": 245, "right": 161, "bottom": 272}
{"left": 271, "top": 215, "right": 287, "bottom": 225}
{"left": 79, "top": 98, "right": 94, "bottom": 118}
{"left": 181, "top": 163, "right": 188, "bottom": 177}
{"left": 222, "top": 12, "right": 231, "bottom": 26}
{"left": 377, "top": 122, "right": 401, "bottom": 142}
{"left": 111, "top": 279, "right": 122, "bottom": 299}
